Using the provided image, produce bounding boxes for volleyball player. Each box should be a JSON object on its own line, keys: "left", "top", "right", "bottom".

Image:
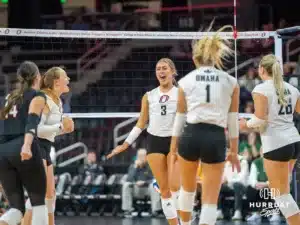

{"left": 22, "top": 67, "right": 74, "bottom": 225}
{"left": 239, "top": 54, "right": 300, "bottom": 225}
{"left": 170, "top": 25, "right": 241, "bottom": 225}
{"left": 0, "top": 61, "right": 48, "bottom": 225}
{"left": 107, "top": 58, "right": 180, "bottom": 225}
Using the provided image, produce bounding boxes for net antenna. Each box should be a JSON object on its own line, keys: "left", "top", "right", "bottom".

{"left": 233, "top": 0, "right": 238, "bottom": 79}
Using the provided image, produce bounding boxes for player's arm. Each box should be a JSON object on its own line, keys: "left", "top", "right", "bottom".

{"left": 122, "top": 93, "right": 149, "bottom": 149}
{"left": 227, "top": 84, "right": 240, "bottom": 154}
{"left": 24, "top": 95, "right": 46, "bottom": 147}
{"left": 37, "top": 104, "right": 63, "bottom": 136}
{"left": 245, "top": 93, "right": 268, "bottom": 130}
{"left": 170, "top": 87, "right": 187, "bottom": 154}
{"left": 295, "top": 95, "right": 300, "bottom": 114}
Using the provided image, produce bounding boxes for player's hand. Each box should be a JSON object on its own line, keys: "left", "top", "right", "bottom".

{"left": 106, "top": 144, "right": 127, "bottom": 159}
{"left": 170, "top": 151, "right": 178, "bottom": 165}
{"left": 62, "top": 116, "right": 74, "bottom": 133}
{"left": 20, "top": 144, "right": 32, "bottom": 161}
{"left": 226, "top": 152, "right": 241, "bottom": 173}
{"left": 239, "top": 118, "right": 248, "bottom": 131}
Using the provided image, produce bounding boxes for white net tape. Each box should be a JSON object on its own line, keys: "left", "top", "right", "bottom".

{"left": 64, "top": 112, "right": 252, "bottom": 119}
{"left": 0, "top": 28, "right": 275, "bottom": 40}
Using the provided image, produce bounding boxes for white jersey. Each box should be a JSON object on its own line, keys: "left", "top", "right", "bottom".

{"left": 178, "top": 66, "right": 237, "bottom": 128}
{"left": 252, "top": 80, "right": 300, "bottom": 153}
{"left": 38, "top": 94, "right": 63, "bottom": 142}
{"left": 146, "top": 86, "right": 178, "bottom": 137}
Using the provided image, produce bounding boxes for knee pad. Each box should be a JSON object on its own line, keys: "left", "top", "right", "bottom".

{"left": 199, "top": 204, "right": 217, "bottom": 225}
{"left": 25, "top": 198, "right": 32, "bottom": 210}
{"left": 161, "top": 198, "right": 178, "bottom": 219}
{"left": 178, "top": 188, "right": 195, "bottom": 212}
{"left": 171, "top": 191, "right": 180, "bottom": 210}
{"left": 0, "top": 208, "right": 23, "bottom": 225}
{"left": 274, "top": 193, "right": 300, "bottom": 218}
{"left": 46, "top": 198, "right": 55, "bottom": 213}
{"left": 32, "top": 205, "right": 48, "bottom": 225}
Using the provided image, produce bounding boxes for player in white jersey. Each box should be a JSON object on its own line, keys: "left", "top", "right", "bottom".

{"left": 107, "top": 58, "right": 181, "bottom": 225}
{"left": 170, "top": 25, "right": 241, "bottom": 225}
{"left": 22, "top": 67, "right": 74, "bottom": 225}
{"left": 240, "top": 54, "right": 300, "bottom": 225}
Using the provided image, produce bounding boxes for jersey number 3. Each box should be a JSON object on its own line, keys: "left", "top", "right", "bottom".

{"left": 161, "top": 105, "right": 167, "bottom": 115}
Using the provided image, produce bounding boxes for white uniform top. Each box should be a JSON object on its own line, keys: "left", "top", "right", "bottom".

{"left": 178, "top": 66, "right": 237, "bottom": 128}
{"left": 38, "top": 95, "right": 63, "bottom": 142}
{"left": 252, "top": 80, "right": 300, "bottom": 153}
{"left": 146, "top": 86, "right": 178, "bottom": 137}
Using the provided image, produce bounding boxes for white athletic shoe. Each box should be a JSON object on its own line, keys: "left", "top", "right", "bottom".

{"left": 232, "top": 210, "right": 242, "bottom": 220}
{"left": 269, "top": 214, "right": 281, "bottom": 222}
{"left": 216, "top": 210, "right": 224, "bottom": 220}
{"left": 246, "top": 212, "right": 261, "bottom": 222}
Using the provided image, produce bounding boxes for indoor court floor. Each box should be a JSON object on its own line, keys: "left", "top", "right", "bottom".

{"left": 55, "top": 216, "right": 287, "bottom": 225}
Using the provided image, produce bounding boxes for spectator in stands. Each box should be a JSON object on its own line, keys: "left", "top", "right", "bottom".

{"left": 80, "top": 151, "right": 104, "bottom": 180}
{"left": 122, "top": 148, "right": 161, "bottom": 217}
{"left": 246, "top": 147, "right": 281, "bottom": 222}
{"left": 193, "top": 163, "right": 203, "bottom": 217}
{"left": 217, "top": 155, "right": 249, "bottom": 221}
{"left": 239, "top": 132, "right": 261, "bottom": 161}
{"left": 239, "top": 67, "right": 261, "bottom": 103}
{"left": 72, "top": 15, "right": 89, "bottom": 30}
{"left": 244, "top": 101, "right": 254, "bottom": 114}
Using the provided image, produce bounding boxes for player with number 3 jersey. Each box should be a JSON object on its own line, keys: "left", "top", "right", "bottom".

{"left": 107, "top": 58, "right": 181, "bottom": 225}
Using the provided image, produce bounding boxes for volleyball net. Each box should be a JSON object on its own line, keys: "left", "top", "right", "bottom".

{"left": 0, "top": 27, "right": 298, "bottom": 163}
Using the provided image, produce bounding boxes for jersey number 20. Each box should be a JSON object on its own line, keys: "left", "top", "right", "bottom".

{"left": 278, "top": 104, "right": 292, "bottom": 115}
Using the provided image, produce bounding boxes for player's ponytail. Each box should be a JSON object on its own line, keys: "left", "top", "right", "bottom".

{"left": 272, "top": 60, "right": 286, "bottom": 106}
{"left": 0, "top": 61, "right": 39, "bottom": 119}
{"left": 260, "top": 54, "right": 286, "bottom": 107}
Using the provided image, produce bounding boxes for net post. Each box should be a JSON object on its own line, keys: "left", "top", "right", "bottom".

{"left": 274, "top": 34, "right": 283, "bottom": 69}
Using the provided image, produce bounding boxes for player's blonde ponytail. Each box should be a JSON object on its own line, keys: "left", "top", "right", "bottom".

{"left": 260, "top": 54, "right": 286, "bottom": 106}
{"left": 192, "top": 22, "right": 234, "bottom": 69}
{"left": 273, "top": 60, "right": 286, "bottom": 106}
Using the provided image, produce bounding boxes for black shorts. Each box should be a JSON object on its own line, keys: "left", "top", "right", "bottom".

{"left": 38, "top": 138, "right": 53, "bottom": 166}
{"left": 146, "top": 132, "right": 171, "bottom": 156}
{"left": 263, "top": 142, "right": 300, "bottom": 162}
{"left": 0, "top": 136, "right": 46, "bottom": 213}
{"left": 178, "top": 123, "right": 226, "bottom": 163}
